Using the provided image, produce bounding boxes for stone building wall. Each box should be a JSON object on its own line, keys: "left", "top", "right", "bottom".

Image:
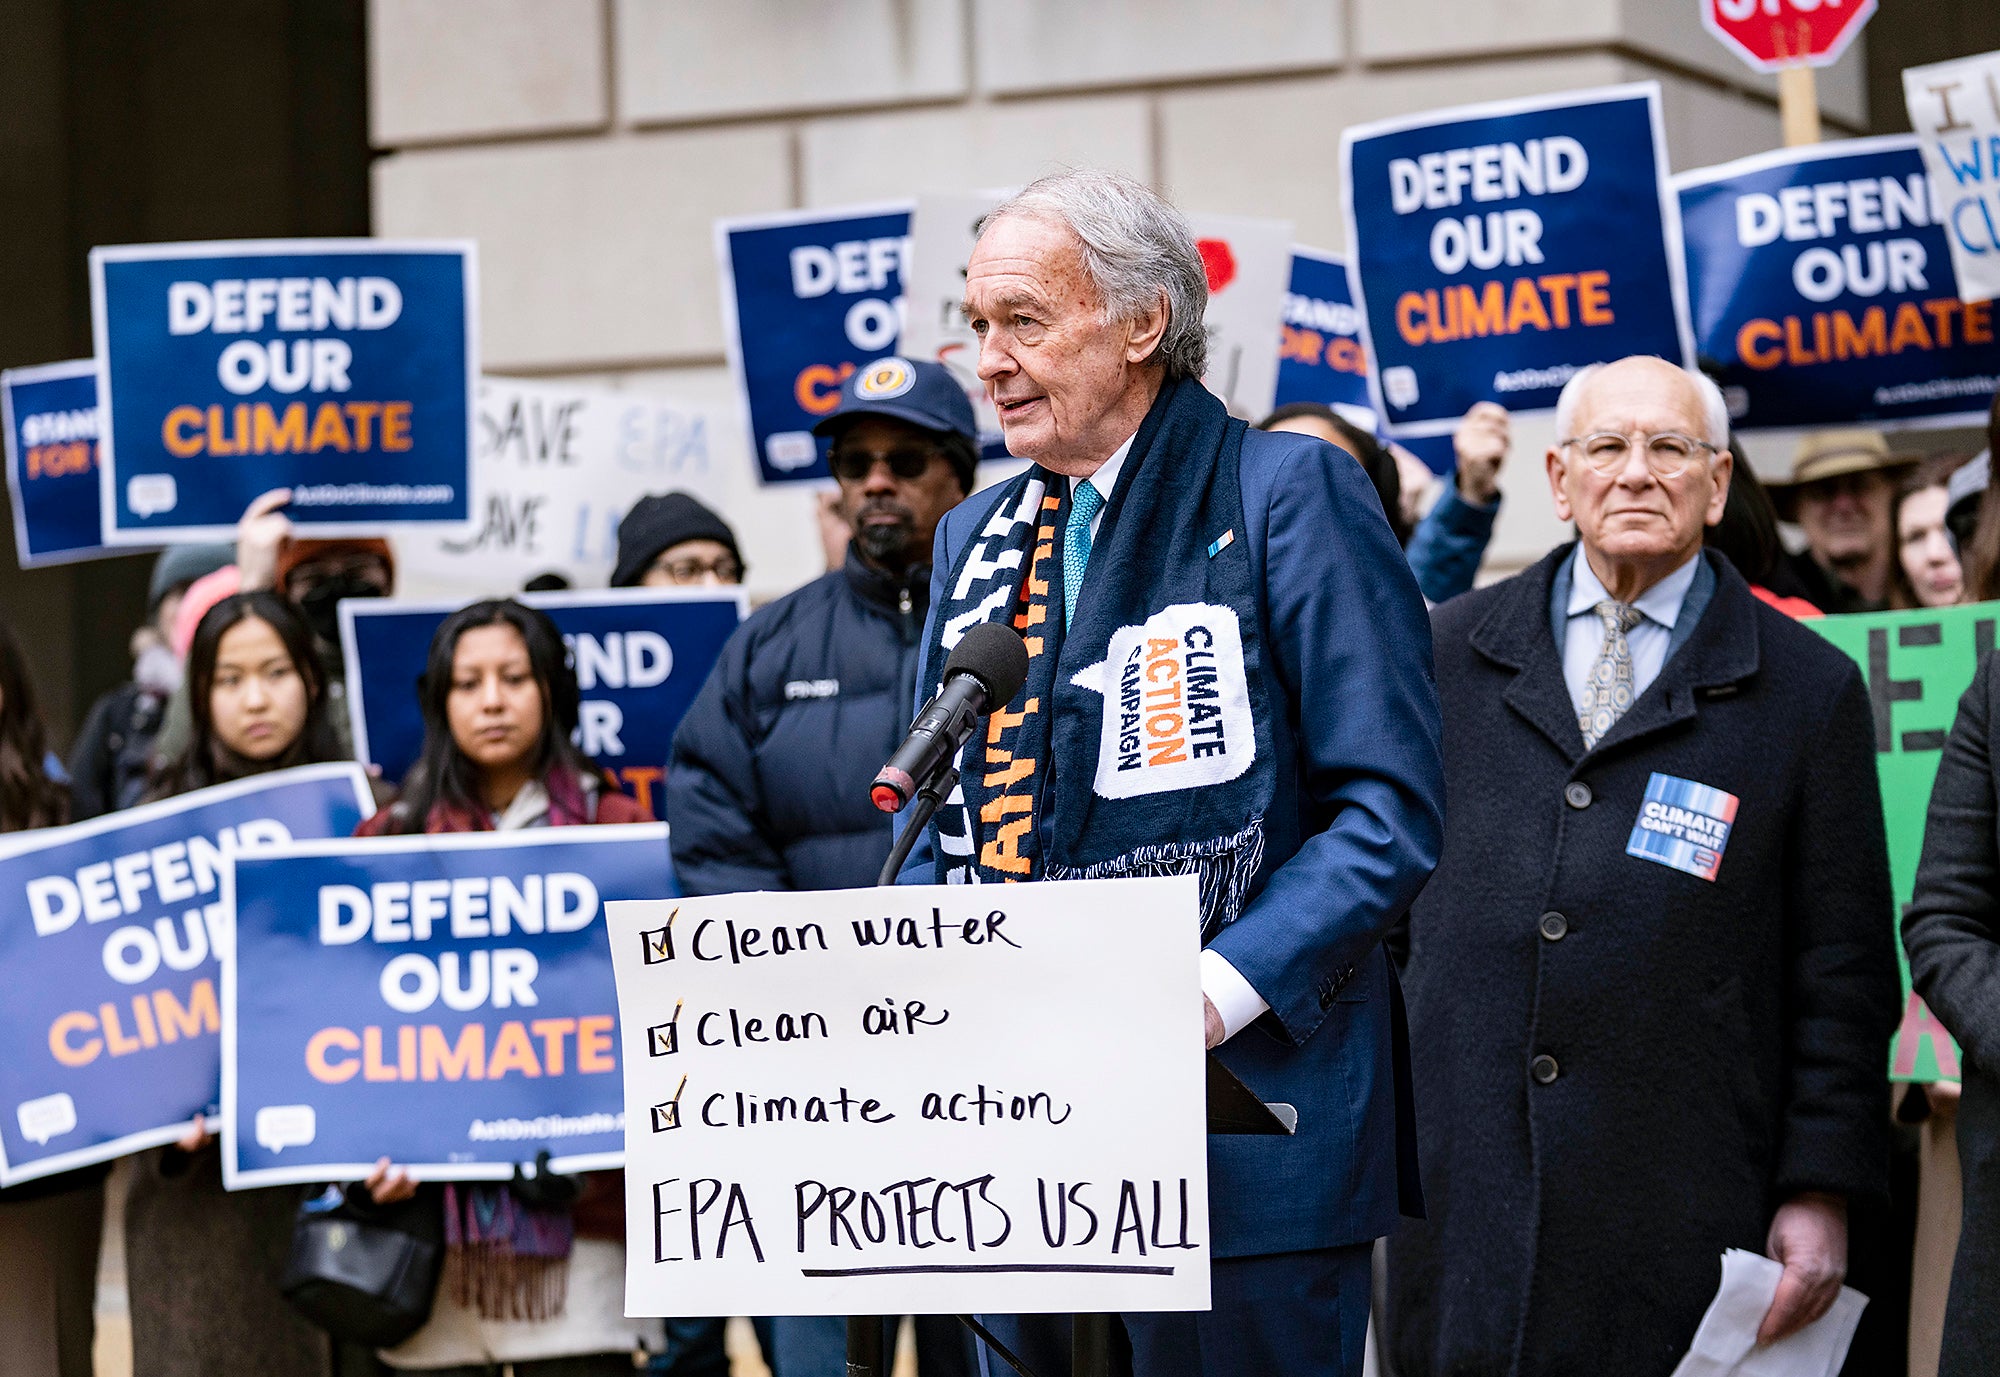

{"left": 367, "top": 0, "right": 1872, "bottom": 593}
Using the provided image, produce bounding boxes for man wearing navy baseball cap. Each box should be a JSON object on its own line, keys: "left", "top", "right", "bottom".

{"left": 816, "top": 355, "right": 979, "bottom": 565}
{"left": 665, "top": 357, "right": 979, "bottom": 1377}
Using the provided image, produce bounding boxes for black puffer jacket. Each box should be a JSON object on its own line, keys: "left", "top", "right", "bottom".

{"left": 667, "top": 545, "right": 928, "bottom": 896}
{"left": 66, "top": 681, "right": 167, "bottom": 820}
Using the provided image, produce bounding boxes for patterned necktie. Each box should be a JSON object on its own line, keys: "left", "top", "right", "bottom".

{"left": 1063, "top": 477, "right": 1103, "bottom": 631}
{"left": 1578, "top": 599, "right": 1644, "bottom": 748}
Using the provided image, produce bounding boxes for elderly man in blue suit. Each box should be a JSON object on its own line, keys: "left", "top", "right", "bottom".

{"left": 894, "top": 168, "right": 1445, "bottom": 1377}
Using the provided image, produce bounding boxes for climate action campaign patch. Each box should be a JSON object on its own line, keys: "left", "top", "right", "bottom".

{"left": 1068, "top": 603, "right": 1256, "bottom": 801}
{"left": 1626, "top": 772, "right": 1739, "bottom": 882}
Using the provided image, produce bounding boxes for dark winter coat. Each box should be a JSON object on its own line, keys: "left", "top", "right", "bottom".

{"left": 65, "top": 681, "right": 165, "bottom": 820}
{"left": 1904, "top": 649, "right": 2000, "bottom": 1377}
{"left": 124, "top": 1143, "right": 332, "bottom": 1377}
{"left": 667, "top": 545, "right": 930, "bottom": 896}
{"left": 1386, "top": 545, "right": 1899, "bottom": 1377}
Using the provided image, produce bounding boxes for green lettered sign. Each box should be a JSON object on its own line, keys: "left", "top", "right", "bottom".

{"left": 1810, "top": 602, "right": 1994, "bottom": 1083}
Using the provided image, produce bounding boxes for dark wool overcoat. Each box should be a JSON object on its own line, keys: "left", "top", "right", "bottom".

{"left": 1904, "top": 649, "right": 2000, "bottom": 1377}
{"left": 1385, "top": 545, "right": 1900, "bottom": 1377}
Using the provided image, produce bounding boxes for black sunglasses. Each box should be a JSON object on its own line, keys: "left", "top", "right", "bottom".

{"left": 828, "top": 446, "right": 940, "bottom": 483}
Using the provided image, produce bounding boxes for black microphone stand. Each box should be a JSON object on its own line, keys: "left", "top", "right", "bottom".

{"left": 850, "top": 761, "right": 1291, "bottom": 1377}
{"left": 875, "top": 765, "right": 958, "bottom": 889}
{"left": 854, "top": 763, "right": 1102, "bottom": 1377}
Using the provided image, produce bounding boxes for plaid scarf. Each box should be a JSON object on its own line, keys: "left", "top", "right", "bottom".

{"left": 922, "top": 377, "right": 1276, "bottom": 933}
{"left": 430, "top": 766, "right": 595, "bottom": 1320}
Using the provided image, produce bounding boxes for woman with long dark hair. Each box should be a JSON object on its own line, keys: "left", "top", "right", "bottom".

{"left": 125, "top": 591, "right": 354, "bottom": 1377}
{"left": 359, "top": 600, "right": 658, "bottom": 1372}
{"left": 0, "top": 617, "right": 102, "bottom": 1377}
{"left": 1702, "top": 443, "right": 1822, "bottom": 618}
{"left": 1258, "top": 401, "right": 1409, "bottom": 543}
{"left": 362, "top": 598, "right": 645, "bottom": 835}
{"left": 147, "top": 589, "right": 346, "bottom": 798}
{"left": 0, "top": 617, "right": 68, "bottom": 832}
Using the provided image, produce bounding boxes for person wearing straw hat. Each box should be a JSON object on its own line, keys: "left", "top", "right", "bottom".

{"left": 1766, "top": 428, "right": 1918, "bottom": 614}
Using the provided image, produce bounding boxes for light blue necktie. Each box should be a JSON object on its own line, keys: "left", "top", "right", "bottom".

{"left": 1063, "top": 478, "right": 1103, "bottom": 631}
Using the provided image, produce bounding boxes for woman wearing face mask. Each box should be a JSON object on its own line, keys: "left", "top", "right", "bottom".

{"left": 1893, "top": 455, "right": 1972, "bottom": 609}
{"left": 124, "top": 592, "right": 355, "bottom": 1377}
{"left": 357, "top": 599, "right": 659, "bottom": 1373}
{"left": 0, "top": 618, "right": 105, "bottom": 1377}
{"left": 233, "top": 489, "right": 397, "bottom": 646}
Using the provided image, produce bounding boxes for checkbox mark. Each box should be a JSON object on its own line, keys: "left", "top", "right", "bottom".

{"left": 650, "top": 1073, "right": 688, "bottom": 1132}
{"left": 641, "top": 925, "right": 674, "bottom": 964}
{"left": 648, "top": 1022, "right": 679, "bottom": 1057}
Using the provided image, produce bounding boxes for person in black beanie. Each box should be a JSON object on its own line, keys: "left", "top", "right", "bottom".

{"left": 611, "top": 491, "right": 744, "bottom": 588}
{"left": 665, "top": 357, "right": 977, "bottom": 1377}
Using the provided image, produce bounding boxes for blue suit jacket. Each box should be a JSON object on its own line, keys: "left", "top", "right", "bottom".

{"left": 898, "top": 425, "right": 1446, "bottom": 1257}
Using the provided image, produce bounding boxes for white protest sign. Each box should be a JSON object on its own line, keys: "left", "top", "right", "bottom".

{"left": 903, "top": 193, "right": 1011, "bottom": 459}
{"left": 392, "top": 376, "right": 729, "bottom": 601}
{"left": 1904, "top": 50, "right": 2000, "bottom": 304}
{"left": 1186, "top": 213, "right": 1294, "bottom": 422}
{"left": 607, "top": 877, "right": 1209, "bottom": 1317}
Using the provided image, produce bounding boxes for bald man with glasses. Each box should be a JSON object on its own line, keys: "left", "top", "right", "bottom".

{"left": 1384, "top": 356, "right": 1900, "bottom": 1376}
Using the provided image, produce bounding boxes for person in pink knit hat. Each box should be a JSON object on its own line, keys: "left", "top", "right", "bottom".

{"left": 170, "top": 564, "right": 243, "bottom": 658}
{"left": 154, "top": 488, "right": 398, "bottom": 766}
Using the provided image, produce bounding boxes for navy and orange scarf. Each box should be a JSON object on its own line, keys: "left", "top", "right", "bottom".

{"left": 922, "top": 377, "right": 1277, "bottom": 933}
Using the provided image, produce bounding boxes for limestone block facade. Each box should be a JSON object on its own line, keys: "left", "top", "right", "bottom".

{"left": 369, "top": 0, "right": 1873, "bottom": 592}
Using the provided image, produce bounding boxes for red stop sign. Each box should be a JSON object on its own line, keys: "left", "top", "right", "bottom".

{"left": 1702, "top": 0, "right": 1876, "bottom": 73}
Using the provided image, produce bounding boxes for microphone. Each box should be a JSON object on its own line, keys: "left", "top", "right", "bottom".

{"left": 871, "top": 621, "right": 1030, "bottom": 814}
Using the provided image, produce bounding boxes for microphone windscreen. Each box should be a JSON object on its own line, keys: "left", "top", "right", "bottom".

{"left": 943, "top": 621, "right": 1030, "bottom": 705}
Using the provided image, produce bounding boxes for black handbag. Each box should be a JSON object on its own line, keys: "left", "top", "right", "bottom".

{"left": 280, "top": 1182, "right": 445, "bottom": 1346}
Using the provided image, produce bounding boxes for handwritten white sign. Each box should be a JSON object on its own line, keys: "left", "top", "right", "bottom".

{"left": 1186, "top": 212, "right": 1294, "bottom": 422}
{"left": 902, "top": 193, "right": 1011, "bottom": 459}
{"left": 607, "top": 877, "right": 1210, "bottom": 1317}
{"left": 1904, "top": 50, "right": 2000, "bottom": 304}
{"left": 393, "top": 376, "right": 729, "bottom": 601}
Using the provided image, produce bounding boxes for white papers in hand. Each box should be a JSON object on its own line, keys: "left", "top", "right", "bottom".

{"left": 1669, "top": 1248, "right": 1868, "bottom": 1377}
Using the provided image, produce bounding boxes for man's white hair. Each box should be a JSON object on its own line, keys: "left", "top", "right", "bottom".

{"left": 1553, "top": 358, "right": 1731, "bottom": 450}
{"left": 977, "top": 169, "right": 1209, "bottom": 381}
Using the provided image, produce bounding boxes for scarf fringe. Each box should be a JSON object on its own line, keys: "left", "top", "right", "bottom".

{"left": 442, "top": 1182, "right": 574, "bottom": 1322}
{"left": 441, "top": 1244, "right": 570, "bottom": 1323}
{"left": 1046, "top": 815, "right": 1266, "bottom": 937}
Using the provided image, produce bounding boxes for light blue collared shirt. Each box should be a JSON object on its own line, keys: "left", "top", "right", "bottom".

{"left": 1558, "top": 548, "right": 1703, "bottom": 715}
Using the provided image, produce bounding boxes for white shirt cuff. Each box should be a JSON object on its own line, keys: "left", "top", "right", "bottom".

{"left": 1200, "top": 950, "right": 1271, "bottom": 1043}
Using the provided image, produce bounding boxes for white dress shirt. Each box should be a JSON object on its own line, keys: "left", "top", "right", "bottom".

{"left": 1075, "top": 435, "right": 1133, "bottom": 543}
{"left": 1561, "top": 548, "right": 1701, "bottom": 713}
{"left": 1070, "top": 432, "right": 1269, "bottom": 1042}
